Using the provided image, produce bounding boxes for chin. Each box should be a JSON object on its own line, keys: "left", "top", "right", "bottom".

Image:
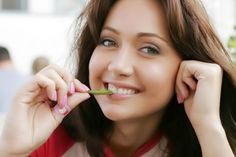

{"left": 101, "top": 107, "right": 127, "bottom": 121}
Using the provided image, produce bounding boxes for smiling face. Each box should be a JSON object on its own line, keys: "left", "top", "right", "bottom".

{"left": 89, "top": 0, "right": 181, "bottom": 121}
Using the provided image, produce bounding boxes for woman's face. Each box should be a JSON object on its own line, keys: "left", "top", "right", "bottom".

{"left": 89, "top": 0, "right": 181, "bottom": 121}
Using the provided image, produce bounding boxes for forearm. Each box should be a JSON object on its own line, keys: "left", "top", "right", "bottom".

{"left": 194, "top": 121, "right": 234, "bottom": 157}
{"left": 0, "top": 139, "right": 28, "bottom": 157}
{"left": 0, "top": 152, "right": 27, "bottom": 157}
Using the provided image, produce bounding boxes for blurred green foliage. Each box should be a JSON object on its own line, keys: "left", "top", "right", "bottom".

{"left": 228, "top": 25, "right": 236, "bottom": 54}
{"left": 228, "top": 36, "right": 236, "bottom": 49}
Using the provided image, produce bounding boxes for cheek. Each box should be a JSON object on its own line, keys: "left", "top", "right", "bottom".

{"left": 89, "top": 50, "right": 108, "bottom": 87}
{"left": 89, "top": 53, "right": 99, "bottom": 76}
{"left": 89, "top": 52, "right": 100, "bottom": 87}
{"left": 141, "top": 63, "right": 179, "bottom": 105}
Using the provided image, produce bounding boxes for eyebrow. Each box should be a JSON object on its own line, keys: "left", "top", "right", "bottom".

{"left": 137, "top": 32, "right": 168, "bottom": 44}
{"left": 103, "top": 26, "right": 120, "bottom": 35}
{"left": 102, "top": 26, "right": 169, "bottom": 44}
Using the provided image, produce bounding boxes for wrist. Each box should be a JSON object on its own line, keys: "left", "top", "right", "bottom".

{"left": 192, "top": 121, "right": 234, "bottom": 157}
{"left": 190, "top": 115, "right": 222, "bottom": 131}
{"left": 194, "top": 121, "right": 225, "bottom": 136}
{"left": 190, "top": 116, "right": 225, "bottom": 139}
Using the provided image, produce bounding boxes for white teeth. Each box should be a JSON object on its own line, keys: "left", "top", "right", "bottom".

{"left": 108, "top": 84, "right": 136, "bottom": 95}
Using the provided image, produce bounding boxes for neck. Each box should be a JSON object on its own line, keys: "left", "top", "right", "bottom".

{"left": 107, "top": 111, "right": 165, "bottom": 157}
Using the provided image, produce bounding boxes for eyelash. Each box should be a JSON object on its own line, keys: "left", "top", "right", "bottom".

{"left": 140, "top": 45, "right": 160, "bottom": 55}
{"left": 99, "top": 38, "right": 160, "bottom": 55}
{"left": 99, "top": 38, "right": 117, "bottom": 47}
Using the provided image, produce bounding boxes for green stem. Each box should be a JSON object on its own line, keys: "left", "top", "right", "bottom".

{"left": 88, "top": 89, "right": 113, "bottom": 95}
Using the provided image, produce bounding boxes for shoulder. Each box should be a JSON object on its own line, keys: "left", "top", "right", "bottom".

{"left": 30, "top": 125, "right": 75, "bottom": 157}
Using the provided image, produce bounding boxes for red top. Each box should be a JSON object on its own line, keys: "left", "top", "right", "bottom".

{"left": 30, "top": 126, "right": 163, "bottom": 157}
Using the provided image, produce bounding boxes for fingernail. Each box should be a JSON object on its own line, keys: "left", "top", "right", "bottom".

{"left": 81, "top": 84, "right": 90, "bottom": 92}
{"left": 84, "top": 93, "right": 91, "bottom": 99}
{"left": 69, "top": 82, "right": 75, "bottom": 94}
{"left": 52, "top": 91, "right": 57, "bottom": 101}
{"left": 54, "top": 105, "right": 70, "bottom": 116}
{"left": 61, "top": 95, "right": 68, "bottom": 108}
{"left": 177, "top": 94, "right": 184, "bottom": 104}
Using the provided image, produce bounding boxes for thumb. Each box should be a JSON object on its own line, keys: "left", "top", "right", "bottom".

{"left": 68, "top": 92, "right": 90, "bottom": 109}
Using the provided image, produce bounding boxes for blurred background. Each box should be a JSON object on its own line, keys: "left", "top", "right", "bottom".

{"left": 0, "top": 0, "right": 86, "bottom": 130}
{"left": 0, "top": 0, "right": 235, "bottom": 132}
{"left": 0, "top": 0, "right": 86, "bottom": 75}
{"left": 0, "top": 0, "right": 235, "bottom": 75}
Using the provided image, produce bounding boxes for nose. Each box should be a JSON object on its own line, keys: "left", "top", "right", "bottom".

{"left": 107, "top": 47, "right": 134, "bottom": 77}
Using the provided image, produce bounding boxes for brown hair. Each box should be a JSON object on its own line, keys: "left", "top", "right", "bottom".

{"left": 63, "top": 0, "right": 236, "bottom": 156}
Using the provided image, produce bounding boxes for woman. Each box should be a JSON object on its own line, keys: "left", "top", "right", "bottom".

{"left": 1, "top": 0, "right": 236, "bottom": 156}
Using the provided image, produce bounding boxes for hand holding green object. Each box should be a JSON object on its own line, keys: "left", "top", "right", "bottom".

{"left": 88, "top": 89, "right": 113, "bottom": 95}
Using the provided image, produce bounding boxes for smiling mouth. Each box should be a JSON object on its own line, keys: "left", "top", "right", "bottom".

{"left": 105, "top": 83, "right": 139, "bottom": 95}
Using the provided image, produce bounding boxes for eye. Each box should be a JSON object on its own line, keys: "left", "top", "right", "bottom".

{"left": 140, "top": 45, "right": 160, "bottom": 55}
{"left": 99, "top": 38, "right": 117, "bottom": 47}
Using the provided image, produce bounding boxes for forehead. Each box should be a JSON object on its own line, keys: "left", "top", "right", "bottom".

{"left": 103, "top": 0, "right": 169, "bottom": 40}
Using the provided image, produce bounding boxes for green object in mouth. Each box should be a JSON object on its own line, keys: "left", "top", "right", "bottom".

{"left": 88, "top": 89, "right": 113, "bottom": 95}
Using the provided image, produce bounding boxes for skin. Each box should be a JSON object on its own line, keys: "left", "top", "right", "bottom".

{"left": 0, "top": 60, "right": 14, "bottom": 69}
{"left": 89, "top": 0, "right": 181, "bottom": 156}
{"left": 0, "top": 0, "right": 234, "bottom": 157}
{"left": 0, "top": 64, "right": 91, "bottom": 156}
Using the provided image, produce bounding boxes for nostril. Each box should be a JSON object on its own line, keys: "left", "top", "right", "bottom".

{"left": 107, "top": 58, "right": 133, "bottom": 77}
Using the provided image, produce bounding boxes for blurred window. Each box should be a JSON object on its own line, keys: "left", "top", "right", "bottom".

{"left": 54, "top": 0, "right": 85, "bottom": 15}
{"left": 0, "top": 0, "right": 85, "bottom": 15}
{"left": 0, "top": 0, "right": 27, "bottom": 11}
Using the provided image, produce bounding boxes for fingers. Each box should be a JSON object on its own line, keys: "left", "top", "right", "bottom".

{"left": 40, "top": 65, "right": 75, "bottom": 105}
{"left": 52, "top": 92, "right": 90, "bottom": 121}
{"left": 37, "top": 64, "right": 76, "bottom": 106}
{"left": 40, "top": 64, "right": 73, "bottom": 86}
{"left": 33, "top": 74, "right": 57, "bottom": 101}
{"left": 52, "top": 79, "right": 91, "bottom": 113}
{"left": 73, "top": 79, "right": 90, "bottom": 92}
{"left": 51, "top": 79, "right": 91, "bottom": 122}
{"left": 176, "top": 61, "right": 197, "bottom": 104}
{"left": 43, "top": 71, "right": 70, "bottom": 108}
{"left": 175, "top": 61, "right": 222, "bottom": 104}
{"left": 31, "top": 64, "right": 91, "bottom": 121}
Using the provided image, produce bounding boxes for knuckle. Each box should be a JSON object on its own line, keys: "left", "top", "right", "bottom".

{"left": 73, "top": 79, "right": 81, "bottom": 85}
{"left": 59, "top": 82, "right": 69, "bottom": 92}
{"left": 41, "top": 64, "right": 53, "bottom": 70}
{"left": 48, "top": 63, "right": 58, "bottom": 69}
{"left": 208, "top": 63, "right": 222, "bottom": 77}
{"left": 38, "top": 65, "right": 55, "bottom": 74}
{"left": 48, "top": 80, "right": 56, "bottom": 88}
{"left": 182, "top": 76, "right": 189, "bottom": 83}
{"left": 180, "top": 61, "right": 187, "bottom": 67}
{"left": 212, "top": 64, "right": 222, "bottom": 72}
{"left": 34, "top": 73, "right": 44, "bottom": 80}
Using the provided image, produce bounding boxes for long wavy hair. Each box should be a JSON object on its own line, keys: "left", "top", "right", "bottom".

{"left": 62, "top": 0, "right": 236, "bottom": 156}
